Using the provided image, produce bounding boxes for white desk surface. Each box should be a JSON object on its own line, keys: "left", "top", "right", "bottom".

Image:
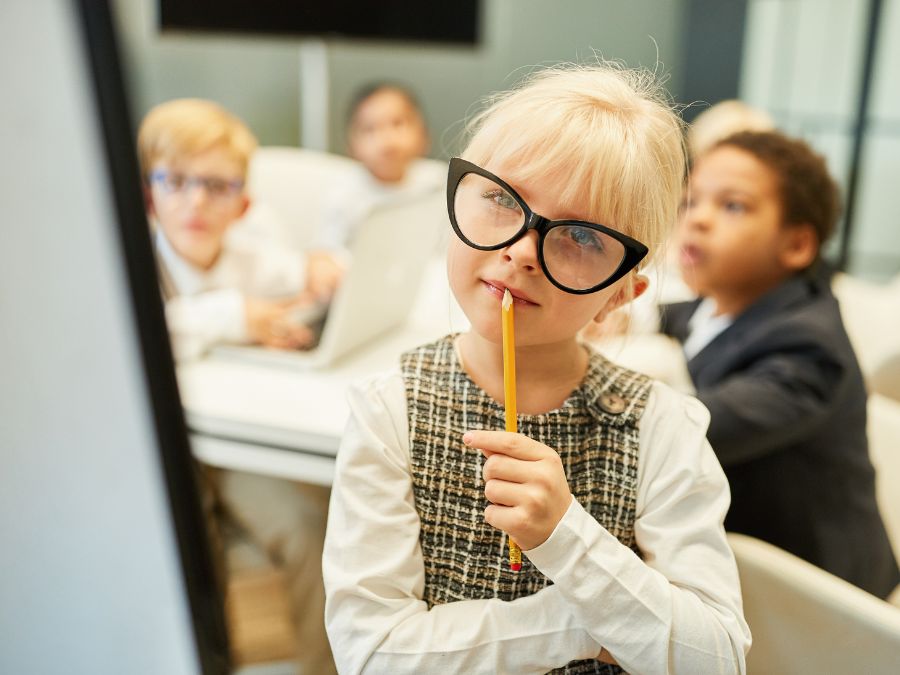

{"left": 180, "top": 260, "right": 690, "bottom": 485}
{"left": 180, "top": 260, "right": 469, "bottom": 484}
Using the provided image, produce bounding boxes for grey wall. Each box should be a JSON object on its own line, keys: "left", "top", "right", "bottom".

{"left": 114, "top": 0, "right": 687, "bottom": 156}
{"left": 114, "top": 0, "right": 302, "bottom": 145}
{"left": 327, "top": 0, "right": 687, "bottom": 156}
{"left": 680, "top": 0, "right": 748, "bottom": 123}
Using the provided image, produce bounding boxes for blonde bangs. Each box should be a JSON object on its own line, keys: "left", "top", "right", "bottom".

{"left": 137, "top": 99, "right": 257, "bottom": 178}
{"left": 461, "top": 64, "right": 686, "bottom": 269}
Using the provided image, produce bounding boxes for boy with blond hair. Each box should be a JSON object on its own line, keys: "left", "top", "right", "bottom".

{"left": 139, "top": 98, "right": 313, "bottom": 360}
{"left": 139, "top": 98, "right": 336, "bottom": 673}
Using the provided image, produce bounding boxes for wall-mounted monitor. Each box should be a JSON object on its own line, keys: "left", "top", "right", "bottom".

{"left": 159, "top": 0, "right": 481, "bottom": 45}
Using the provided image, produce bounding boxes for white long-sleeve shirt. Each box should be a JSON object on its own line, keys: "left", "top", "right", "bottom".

{"left": 155, "top": 229, "right": 306, "bottom": 360}
{"left": 313, "top": 160, "right": 446, "bottom": 255}
{"left": 323, "top": 372, "right": 751, "bottom": 674}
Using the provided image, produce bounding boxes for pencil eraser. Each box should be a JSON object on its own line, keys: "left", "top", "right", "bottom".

{"left": 510, "top": 562, "right": 522, "bottom": 571}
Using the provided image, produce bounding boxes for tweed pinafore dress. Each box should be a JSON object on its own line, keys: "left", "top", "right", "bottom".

{"left": 401, "top": 335, "right": 652, "bottom": 674}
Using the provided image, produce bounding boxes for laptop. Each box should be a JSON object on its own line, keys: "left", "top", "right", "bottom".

{"left": 211, "top": 188, "right": 445, "bottom": 369}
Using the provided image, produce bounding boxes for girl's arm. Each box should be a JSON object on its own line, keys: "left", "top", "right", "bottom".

{"left": 522, "top": 382, "right": 751, "bottom": 674}
{"left": 323, "top": 373, "right": 603, "bottom": 675}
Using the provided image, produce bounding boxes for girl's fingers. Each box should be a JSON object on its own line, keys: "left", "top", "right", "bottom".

{"left": 483, "top": 502, "right": 527, "bottom": 536}
{"left": 483, "top": 477, "right": 525, "bottom": 506}
{"left": 482, "top": 453, "right": 532, "bottom": 484}
{"left": 463, "top": 430, "right": 546, "bottom": 460}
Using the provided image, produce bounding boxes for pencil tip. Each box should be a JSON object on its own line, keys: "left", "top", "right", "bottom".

{"left": 502, "top": 288, "right": 512, "bottom": 310}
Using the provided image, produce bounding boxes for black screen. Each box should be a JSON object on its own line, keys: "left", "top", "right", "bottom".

{"left": 159, "top": 0, "right": 481, "bottom": 45}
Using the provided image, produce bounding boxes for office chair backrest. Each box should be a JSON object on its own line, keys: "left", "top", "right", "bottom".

{"left": 868, "top": 394, "right": 900, "bottom": 563}
{"left": 728, "top": 533, "right": 900, "bottom": 674}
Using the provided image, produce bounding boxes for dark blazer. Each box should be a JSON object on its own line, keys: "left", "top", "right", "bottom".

{"left": 662, "top": 275, "right": 899, "bottom": 598}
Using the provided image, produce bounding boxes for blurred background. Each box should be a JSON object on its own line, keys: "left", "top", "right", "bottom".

{"left": 5, "top": 3, "right": 899, "bottom": 674}
{"left": 114, "top": 0, "right": 900, "bottom": 281}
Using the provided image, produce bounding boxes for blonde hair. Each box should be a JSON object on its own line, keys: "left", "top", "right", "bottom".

{"left": 461, "top": 63, "right": 686, "bottom": 285}
{"left": 688, "top": 99, "right": 774, "bottom": 158}
{"left": 137, "top": 98, "right": 257, "bottom": 179}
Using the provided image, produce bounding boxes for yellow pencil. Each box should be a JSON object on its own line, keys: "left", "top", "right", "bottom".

{"left": 501, "top": 289, "right": 523, "bottom": 571}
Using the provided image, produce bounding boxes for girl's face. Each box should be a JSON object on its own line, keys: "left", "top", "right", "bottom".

{"left": 447, "top": 162, "right": 630, "bottom": 348}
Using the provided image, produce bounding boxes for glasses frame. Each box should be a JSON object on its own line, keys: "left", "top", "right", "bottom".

{"left": 447, "top": 157, "right": 649, "bottom": 295}
{"left": 148, "top": 169, "right": 245, "bottom": 201}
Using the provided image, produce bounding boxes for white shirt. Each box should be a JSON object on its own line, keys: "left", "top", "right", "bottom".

{"left": 323, "top": 371, "right": 751, "bottom": 674}
{"left": 314, "top": 159, "right": 446, "bottom": 255}
{"left": 682, "top": 298, "right": 734, "bottom": 361}
{"left": 155, "top": 229, "right": 306, "bottom": 360}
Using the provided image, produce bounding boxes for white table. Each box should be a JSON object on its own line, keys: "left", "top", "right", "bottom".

{"left": 179, "top": 260, "right": 469, "bottom": 485}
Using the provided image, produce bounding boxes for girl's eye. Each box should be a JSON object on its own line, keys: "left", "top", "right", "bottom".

{"left": 568, "top": 227, "right": 604, "bottom": 250}
{"left": 482, "top": 189, "right": 520, "bottom": 211}
{"left": 724, "top": 200, "right": 747, "bottom": 214}
{"left": 571, "top": 228, "right": 603, "bottom": 248}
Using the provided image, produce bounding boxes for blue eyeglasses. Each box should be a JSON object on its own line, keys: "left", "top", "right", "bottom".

{"left": 148, "top": 170, "right": 244, "bottom": 201}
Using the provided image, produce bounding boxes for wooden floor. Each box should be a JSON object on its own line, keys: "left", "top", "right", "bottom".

{"left": 226, "top": 566, "right": 299, "bottom": 669}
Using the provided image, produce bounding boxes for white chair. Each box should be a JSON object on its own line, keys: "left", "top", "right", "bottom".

{"left": 237, "top": 146, "right": 449, "bottom": 254}
{"left": 870, "top": 354, "right": 900, "bottom": 403}
{"left": 868, "top": 394, "right": 900, "bottom": 567}
{"left": 729, "top": 533, "right": 900, "bottom": 674}
{"left": 832, "top": 272, "right": 900, "bottom": 384}
{"left": 238, "top": 146, "right": 358, "bottom": 251}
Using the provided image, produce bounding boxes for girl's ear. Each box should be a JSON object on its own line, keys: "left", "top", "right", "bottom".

{"left": 591, "top": 273, "right": 649, "bottom": 324}
{"left": 780, "top": 223, "right": 818, "bottom": 271}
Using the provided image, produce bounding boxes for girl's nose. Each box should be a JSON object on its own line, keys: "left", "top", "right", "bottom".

{"left": 502, "top": 230, "right": 539, "bottom": 271}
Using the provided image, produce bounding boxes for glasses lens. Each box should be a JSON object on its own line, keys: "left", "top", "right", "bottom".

{"left": 453, "top": 172, "right": 526, "bottom": 246}
{"left": 543, "top": 224, "right": 626, "bottom": 291}
{"left": 162, "top": 172, "right": 186, "bottom": 192}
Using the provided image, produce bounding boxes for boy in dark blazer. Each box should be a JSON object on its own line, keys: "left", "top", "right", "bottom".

{"left": 663, "top": 131, "right": 898, "bottom": 598}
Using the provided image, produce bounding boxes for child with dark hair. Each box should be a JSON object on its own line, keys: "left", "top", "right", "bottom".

{"left": 664, "top": 130, "right": 899, "bottom": 597}
{"left": 306, "top": 82, "right": 444, "bottom": 300}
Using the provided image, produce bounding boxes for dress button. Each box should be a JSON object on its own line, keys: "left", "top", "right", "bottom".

{"left": 598, "top": 393, "right": 626, "bottom": 414}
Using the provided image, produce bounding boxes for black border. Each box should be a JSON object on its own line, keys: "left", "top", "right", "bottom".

{"left": 838, "top": 0, "right": 884, "bottom": 270}
{"left": 74, "top": 1, "right": 231, "bottom": 673}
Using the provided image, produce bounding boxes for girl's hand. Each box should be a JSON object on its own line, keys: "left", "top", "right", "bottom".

{"left": 463, "top": 430, "right": 572, "bottom": 551}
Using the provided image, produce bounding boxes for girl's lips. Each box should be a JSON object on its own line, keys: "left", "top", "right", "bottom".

{"left": 481, "top": 280, "right": 538, "bottom": 306}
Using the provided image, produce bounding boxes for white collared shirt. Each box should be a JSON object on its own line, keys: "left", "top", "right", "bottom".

{"left": 323, "top": 372, "right": 751, "bottom": 674}
{"left": 314, "top": 159, "right": 446, "bottom": 256}
{"left": 155, "top": 229, "right": 306, "bottom": 360}
{"left": 683, "top": 297, "right": 734, "bottom": 361}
